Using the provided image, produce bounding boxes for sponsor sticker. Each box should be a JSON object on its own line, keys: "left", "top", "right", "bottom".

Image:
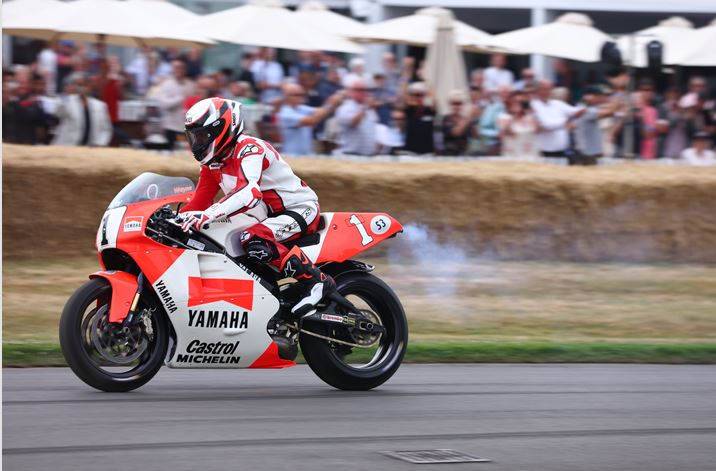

{"left": 175, "top": 340, "right": 241, "bottom": 364}
{"left": 370, "top": 215, "right": 391, "bottom": 235}
{"left": 187, "top": 239, "right": 206, "bottom": 251}
{"left": 173, "top": 185, "right": 194, "bottom": 194}
{"left": 123, "top": 216, "right": 144, "bottom": 232}
{"left": 321, "top": 314, "right": 344, "bottom": 323}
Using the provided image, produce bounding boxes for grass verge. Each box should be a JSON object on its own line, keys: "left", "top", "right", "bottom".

{"left": 5, "top": 340, "right": 716, "bottom": 367}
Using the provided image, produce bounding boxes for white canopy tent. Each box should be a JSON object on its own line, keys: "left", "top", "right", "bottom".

{"left": 670, "top": 18, "right": 716, "bottom": 66}
{"left": 617, "top": 17, "right": 697, "bottom": 67}
{"left": 295, "top": 0, "right": 368, "bottom": 38}
{"left": 190, "top": 0, "right": 363, "bottom": 53}
{"left": 348, "top": 7, "right": 495, "bottom": 53}
{"left": 2, "top": 0, "right": 214, "bottom": 47}
{"left": 483, "top": 12, "right": 612, "bottom": 62}
{"left": 424, "top": 8, "right": 467, "bottom": 115}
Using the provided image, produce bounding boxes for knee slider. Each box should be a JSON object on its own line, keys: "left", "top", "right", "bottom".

{"left": 243, "top": 236, "right": 277, "bottom": 263}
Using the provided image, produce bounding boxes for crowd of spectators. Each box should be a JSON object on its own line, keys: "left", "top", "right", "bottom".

{"left": 3, "top": 41, "right": 716, "bottom": 165}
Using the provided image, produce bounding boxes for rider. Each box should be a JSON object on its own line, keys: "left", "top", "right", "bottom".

{"left": 178, "top": 97, "right": 335, "bottom": 316}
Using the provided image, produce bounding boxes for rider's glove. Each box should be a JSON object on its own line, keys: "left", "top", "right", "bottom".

{"left": 179, "top": 211, "right": 212, "bottom": 232}
{"left": 179, "top": 204, "right": 228, "bottom": 232}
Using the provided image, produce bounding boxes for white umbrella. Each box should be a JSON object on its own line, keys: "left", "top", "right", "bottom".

{"left": 1, "top": 0, "right": 64, "bottom": 41}
{"left": 295, "top": 0, "right": 367, "bottom": 38}
{"left": 2, "top": 0, "right": 214, "bottom": 47}
{"left": 424, "top": 8, "right": 467, "bottom": 115}
{"left": 484, "top": 12, "right": 612, "bottom": 62}
{"left": 617, "top": 17, "right": 697, "bottom": 67}
{"left": 349, "top": 7, "right": 494, "bottom": 53}
{"left": 191, "top": 0, "right": 363, "bottom": 53}
{"left": 670, "top": 18, "right": 716, "bottom": 66}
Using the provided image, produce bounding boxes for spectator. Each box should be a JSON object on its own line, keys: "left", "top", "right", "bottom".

{"left": 469, "top": 68, "right": 484, "bottom": 90}
{"left": 96, "top": 55, "right": 127, "bottom": 146}
{"left": 553, "top": 59, "right": 575, "bottom": 91}
{"left": 237, "top": 52, "right": 256, "bottom": 93}
{"left": 183, "top": 48, "right": 203, "bottom": 79}
{"left": 216, "top": 68, "right": 234, "bottom": 97}
{"left": 372, "top": 73, "right": 396, "bottom": 125}
{"left": 402, "top": 81, "right": 436, "bottom": 154}
{"left": 382, "top": 52, "right": 400, "bottom": 94}
{"left": 3, "top": 76, "right": 14, "bottom": 141}
{"left": 335, "top": 78, "right": 378, "bottom": 155}
{"left": 637, "top": 79, "right": 659, "bottom": 159}
{"left": 251, "top": 47, "right": 284, "bottom": 104}
{"left": 441, "top": 90, "right": 476, "bottom": 156}
{"left": 342, "top": 57, "right": 371, "bottom": 88}
{"left": 399, "top": 56, "right": 417, "bottom": 86}
{"left": 573, "top": 85, "right": 618, "bottom": 164}
{"left": 514, "top": 68, "right": 536, "bottom": 92}
{"left": 227, "top": 81, "right": 256, "bottom": 105}
{"left": 498, "top": 91, "right": 539, "bottom": 159}
{"left": 297, "top": 68, "right": 322, "bottom": 107}
{"left": 52, "top": 72, "right": 112, "bottom": 146}
{"left": 681, "top": 131, "right": 716, "bottom": 165}
{"left": 37, "top": 41, "right": 58, "bottom": 96}
{"left": 277, "top": 83, "right": 343, "bottom": 155}
{"left": 4, "top": 67, "right": 46, "bottom": 144}
{"left": 316, "top": 66, "right": 343, "bottom": 105}
{"left": 531, "top": 79, "right": 585, "bottom": 159}
{"left": 184, "top": 75, "right": 218, "bottom": 111}
{"left": 483, "top": 54, "right": 514, "bottom": 92}
{"left": 376, "top": 109, "right": 406, "bottom": 154}
{"left": 660, "top": 87, "right": 689, "bottom": 158}
{"left": 55, "top": 41, "right": 75, "bottom": 95}
{"left": 156, "top": 60, "right": 195, "bottom": 150}
{"left": 478, "top": 85, "right": 510, "bottom": 155}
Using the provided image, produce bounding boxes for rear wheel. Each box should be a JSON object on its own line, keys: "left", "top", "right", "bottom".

{"left": 59, "top": 278, "right": 169, "bottom": 392}
{"left": 299, "top": 272, "right": 408, "bottom": 390}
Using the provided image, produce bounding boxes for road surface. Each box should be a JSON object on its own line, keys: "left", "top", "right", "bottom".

{"left": 3, "top": 364, "right": 716, "bottom": 470}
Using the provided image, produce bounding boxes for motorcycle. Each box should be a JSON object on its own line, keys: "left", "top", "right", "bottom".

{"left": 59, "top": 172, "right": 408, "bottom": 392}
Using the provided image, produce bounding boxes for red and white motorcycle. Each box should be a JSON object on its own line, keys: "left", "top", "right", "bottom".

{"left": 60, "top": 173, "right": 408, "bottom": 392}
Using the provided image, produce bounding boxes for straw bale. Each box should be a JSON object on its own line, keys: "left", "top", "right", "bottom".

{"left": 4, "top": 144, "right": 716, "bottom": 262}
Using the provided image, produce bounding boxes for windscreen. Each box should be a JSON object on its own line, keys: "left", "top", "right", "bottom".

{"left": 107, "top": 172, "right": 195, "bottom": 209}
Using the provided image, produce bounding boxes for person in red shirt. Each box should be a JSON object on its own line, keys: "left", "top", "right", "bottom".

{"left": 178, "top": 97, "right": 334, "bottom": 317}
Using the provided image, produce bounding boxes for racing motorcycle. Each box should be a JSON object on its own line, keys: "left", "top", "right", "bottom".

{"left": 59, "top": 173, "right": 408, "bottom": 392}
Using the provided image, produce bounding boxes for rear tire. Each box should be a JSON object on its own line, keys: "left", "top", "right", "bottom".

{"left": 299, "top": 272, "right": 408, "bottom": 390}
{"left": 59, "top": 278, "right": 169, "bottom": 392}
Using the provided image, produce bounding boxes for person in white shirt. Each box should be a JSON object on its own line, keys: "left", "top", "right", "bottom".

{"left": 37, "top": 42, "right": 58, "bottom": 96}
{"left": 250, "top": 47, "right": 285, "bottom": 104}
{"left": 514, "top": 68, "right": 536, "bottom": 92}
{"left": 681, "top": 132, "right": 716, "bottom": 166}
{"left": 530, "top": 79, "right": 585, "bottom": 158}
{"left": 52, "top": 73, "right": 112, "bottom": 147}
{"left": 335, "top": 78, "right": 378, "bottom": 156}
{"left": 156, "top": 60, "right": 196, "bottom": 150}
{"left": 483, "top": 54, "right": 514, "bottom": 92}
{"left": 341, "top": 57, "right": 372, "bottom": 89}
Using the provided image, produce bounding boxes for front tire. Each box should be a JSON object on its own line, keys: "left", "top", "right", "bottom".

{"left": 299, "top": 272, "right": 408, "bottom": 390}
{"left": 59, "top": 278, "right": 169, "bottom": 392}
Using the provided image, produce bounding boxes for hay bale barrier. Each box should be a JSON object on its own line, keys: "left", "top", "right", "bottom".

{"left": 4, "top": 143, "right": 716, "bottom": 262}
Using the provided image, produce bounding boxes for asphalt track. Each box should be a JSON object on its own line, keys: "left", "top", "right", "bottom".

{"left": 3, "top": 364, "right": 716, "bottom": 471}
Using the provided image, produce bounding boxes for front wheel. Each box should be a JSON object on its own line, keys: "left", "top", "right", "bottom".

{"left": 299, "top": 272, "right": 408, "bottom": 390}
{"left": 59, "top": 277, "right": 169, "bottom": 392}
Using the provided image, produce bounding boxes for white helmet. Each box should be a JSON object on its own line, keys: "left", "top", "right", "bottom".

{"left": 184, "top": 97, "right": 244, "bottom": 165}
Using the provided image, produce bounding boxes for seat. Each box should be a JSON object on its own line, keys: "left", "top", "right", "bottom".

{"left": 282, "top": 215, "right": 325, "bottom": 250}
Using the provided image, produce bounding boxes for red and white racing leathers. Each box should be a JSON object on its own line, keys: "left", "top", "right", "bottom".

{"left": 180, "top": 134, "right": 320, "bottom": 263}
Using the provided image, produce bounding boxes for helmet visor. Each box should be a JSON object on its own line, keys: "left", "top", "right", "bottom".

{"left": 185, "top": 126, "right": 216, "bottom": 162}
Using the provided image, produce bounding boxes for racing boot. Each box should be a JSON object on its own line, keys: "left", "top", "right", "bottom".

{"left": 280, "top": 246, "right": 336, "bottom": 316}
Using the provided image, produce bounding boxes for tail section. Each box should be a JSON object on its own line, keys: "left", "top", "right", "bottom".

{"left": 300, "top": 213, "right": 402, "bottom": 263}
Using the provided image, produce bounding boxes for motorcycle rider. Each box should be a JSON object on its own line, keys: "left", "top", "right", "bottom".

{"left": 178, "top": 97, "right": 335, "bottom": 316}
